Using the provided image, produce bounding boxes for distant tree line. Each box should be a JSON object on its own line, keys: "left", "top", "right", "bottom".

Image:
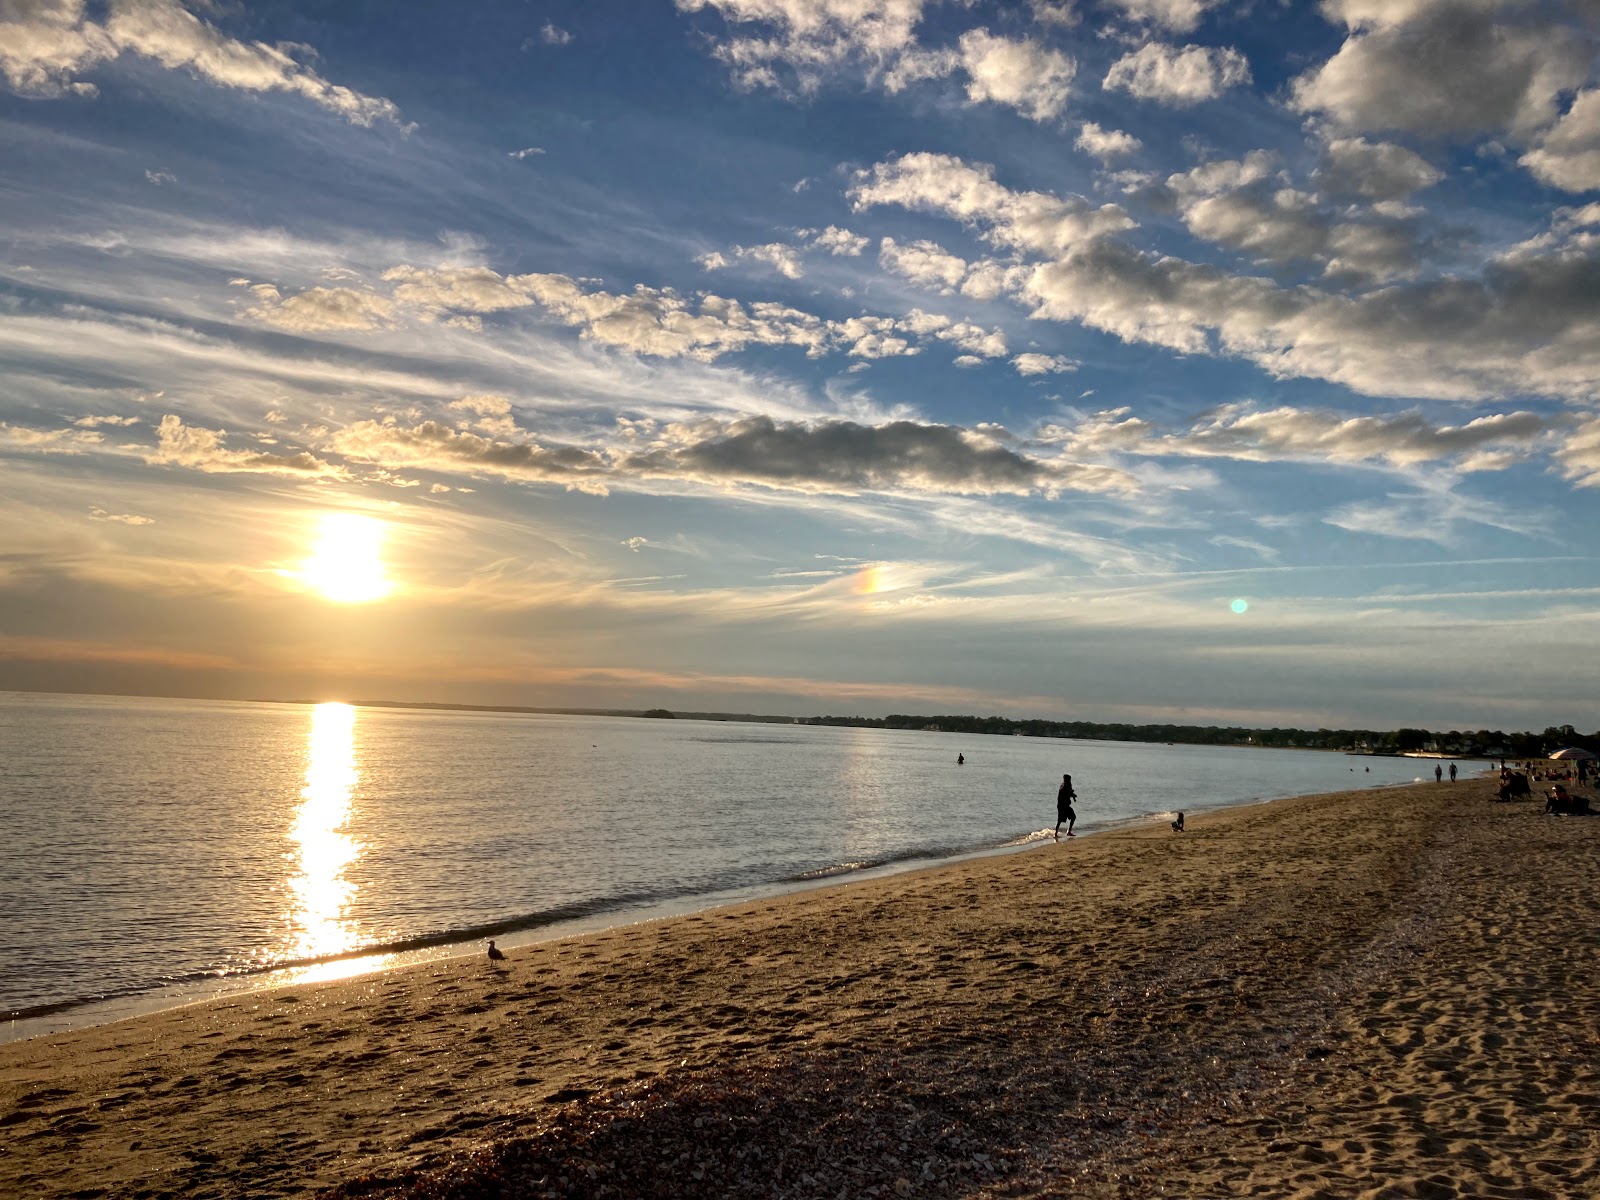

{"left": 794, "top": 715, "right": 1597, "bottom": 758}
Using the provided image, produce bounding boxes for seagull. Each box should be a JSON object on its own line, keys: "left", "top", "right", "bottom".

{"left": 486, "top": 940, "right": 506, "bottom": 962}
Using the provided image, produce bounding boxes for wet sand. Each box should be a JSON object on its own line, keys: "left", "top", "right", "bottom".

{"left": 3, "top": 777, "right": 1597, "bottom": 1198}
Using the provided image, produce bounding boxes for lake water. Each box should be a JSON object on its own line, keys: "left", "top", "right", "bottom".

{"left": 0, "top": 691, "right": 1436, "bottom": 1040}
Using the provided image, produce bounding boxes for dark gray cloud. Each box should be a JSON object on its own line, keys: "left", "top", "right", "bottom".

{"left": 625, "top": 415, "right": 1050, "bottom": 495}
{"left": 1292, "top": 1, "right": 1591, "bottom": 137}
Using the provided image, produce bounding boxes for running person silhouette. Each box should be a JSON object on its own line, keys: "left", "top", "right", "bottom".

{"left": 1055, "top": 773, "right": 1077, "bottom": 841}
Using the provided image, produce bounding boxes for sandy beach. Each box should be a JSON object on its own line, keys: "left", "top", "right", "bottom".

{"left": 4, "top": 776, "right": 1598, "bottom": 1199}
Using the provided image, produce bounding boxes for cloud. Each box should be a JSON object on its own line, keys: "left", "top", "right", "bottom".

{"left": 0, "top": 422, "right": 104, "bottom": 453}
{"left": 540, "top": 22, "right": 573, "bottom": 45}
{"left": 850, "top": 152, "right": 1136, "bottom": 255}
{"left": 1012, "top": 352, "right": 1077, "bottom": 375}
{"left": 1556, "top": 412, "right": 1600, "bottom": 487}
{"left": 1076, "top": 121, "right": 1142, "bottom": 162}
{"left": 1021, "top": 231, "right": 1600, "bottom": 401}
{"left": 381, "top": 264, "right": 544, "bottom": 315}
{"left": 244, "top": 284, "right": 396, "bottom": 332}
{"left": 674, "top": 0, "right": 929, "bottom": 93}
{"left": 1521, "top": 89, "right": 1600, "bottom": 191}
{"left": 878, "top": 236, "right": 969, "bottom": 291}
{"left": 1166, "top": 150, "right": 1431, "bottom": 281}
{"left": 1029, "top": 1, "right": 1078, "bottom": 27}
{"left": 0, "top": 0, "right": 404, "bottom": 126}
{"left": 956, "top": 28, "right": 1075, "bottom": 122}
{"left": 1290, "top": 1, "right": 1588, "bottom": 138}
{"left": 329, "top": 418, "right": 612, "bottom": 493}
{"left": 89, "top": 506, "right": 154, "bottom": 525}
{"left": 147, "top": 414, "right": 343, "bottom": 476}
{"left": 509, "top": 146, "right": 545, "bottom": 159}
{"left": 73, "top": 414, "right": 141, "bottom": 428}
{"left": 1102, "top": 0, "right": 1220, "bottom": 33}
{"left": 1103, "top": 41, "right": 1251, "bottom": 106}
{"left": 144, "top": 167, "right": 176, "bottom": 185}
{"left": 810, "top": 225, "right": 868, "bottom": 255}
{"left": 622, "top": 536, "right": 650, "bottom": 552}
{"left": 619, "top": 414, "right": 1132, "bottom": 496}
{"left": 1049, "top": 403, "right": 1546, "bottom": 468}
{"left": 734, "top": 241, "right": 805, "bottom": 278}
{"left": 1315, "top": 137, "right": 1443, "bottom": 200}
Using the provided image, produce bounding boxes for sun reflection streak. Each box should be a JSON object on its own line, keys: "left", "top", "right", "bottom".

{"left": 287, "top": 702, "right": 362, "bottom": 967}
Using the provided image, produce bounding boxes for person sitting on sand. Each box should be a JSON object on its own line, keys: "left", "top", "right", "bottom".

{"left": 1054, "top": 773, "right": 1077, "bottom": 841}
{"left": 1171, "top": 811, "right": 1185, "bottom": 833}
{"left": 1545, "top": 785, "right": 1571, "bottom": 815}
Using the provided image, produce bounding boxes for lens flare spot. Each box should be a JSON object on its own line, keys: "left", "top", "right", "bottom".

{"left": 301, "top": 514, "right": 392, "bottom": 604}
{"left": 1230, "top": 598, "right": 1249, "bottom": 614}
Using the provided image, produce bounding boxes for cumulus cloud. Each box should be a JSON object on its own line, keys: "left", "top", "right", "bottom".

{"left": 879, "top": 236, "right": 970, "bottom": 291}
{"left": 1076, "top": 121, "right": 1142, "bottom": 161}
{"left": 850, "top": 152, "right": 1136, "bottom": 255}
{"left": 1290, "top": 1, "right": 1589, "bottom": 138}
{"left": 509, "top": 146, "right": 545, "bottom": 159}
{"left": 956, "top": 28, "right": 1074, "bottom": 122}
{"left": 1169, "top": 152, "right": 1428, "bottom": 281}
{"left": 540, "top": 22, "right": 573, "bottom": 45}
{"left": 1103, "top": 42, "right": 1250, "bottom": 107}
{"left": 322, "top": 411, "right": 1136, "bottom": 500}
{"left": 1102, "top": 0, "right": 1220, "bottom": 33}
{"left": 0, "top": 0, "right": 404, "bottom": 126}
{"left": 147, "top": 414, "right": 342, "bottom": 476}
{"left": 381, "top": 265, "right": 541, "bottom": 315}
{"left": 677, "top": 2, "right": 1076, "bottom": 122}
{"left": 1521, "top": 89, "right": 1600, "bottom": 191}
{"left": 674, "top": 0, "right": 929, "bottom": 93}
{"left": 1315, "top": 137, "right": 1443, "bottom": 200}
{"left": 1029, "top": 0, "right": 1078, "bottom": 27}
{"left": 618, "top": 414, "right": 1131, "bottom": 496}
{"left": 1012, "top": 352, "right": 1077, "bottom": 375}
{"left": 1023, "top": 231, "right": 1600, "bottom": 400}
{"left": 244, "top": 284, "right": 396, "bottom": 332}
{"left": 734, "top": 241, "right": 805, "bottom": 278}
{"left": 810, "top": 225, "right": 869, "bottom": 255}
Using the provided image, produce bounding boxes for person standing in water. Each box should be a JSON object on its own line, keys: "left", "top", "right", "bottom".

{"left": 1055, "top": 773, "right": 1077, "bottom": 841}
{"left": 1449, "top": 762, "right": 1457, "bottom": 782}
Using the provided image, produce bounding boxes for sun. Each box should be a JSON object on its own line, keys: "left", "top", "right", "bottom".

{"left": 300, "top": 514, "right": 393, "bottom": 603}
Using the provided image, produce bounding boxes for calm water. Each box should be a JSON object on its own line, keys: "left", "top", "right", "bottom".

{"left": 1, "top": 691, "right": 1434, "bottom": 1039}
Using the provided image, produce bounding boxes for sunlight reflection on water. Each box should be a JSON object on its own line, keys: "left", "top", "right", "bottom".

{"left": 286, "top": 702, "right": 362, "bottom": 966}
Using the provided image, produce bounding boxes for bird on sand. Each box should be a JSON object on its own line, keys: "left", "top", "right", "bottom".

{"left": 487, "top": 940, "right": 506, "bottom": 962}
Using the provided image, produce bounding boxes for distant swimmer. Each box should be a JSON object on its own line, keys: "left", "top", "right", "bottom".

{"left": 957, "top": 753, "right": 964, "bottom": 765}
{"left": 487, "top": 940, "right": 506, "bottom": 962}
{"left": 1055, "top": 773, "right": 1077, "bottom": 841}
{"left": 1171, "top": 812, "right": 1185, "bottom": 833}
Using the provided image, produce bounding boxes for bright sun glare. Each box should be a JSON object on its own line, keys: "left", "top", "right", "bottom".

{"left": 301, "top": 514, "right": 392, "bottom": 604}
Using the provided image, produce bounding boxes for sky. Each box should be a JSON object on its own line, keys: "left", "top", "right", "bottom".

{"left": 1, "top": 0, "right": 1598, "bottom": 730}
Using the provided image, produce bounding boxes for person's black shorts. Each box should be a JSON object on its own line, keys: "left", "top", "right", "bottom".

{"left": 1059, "top": 806, "right": 1075, "bottom": 823}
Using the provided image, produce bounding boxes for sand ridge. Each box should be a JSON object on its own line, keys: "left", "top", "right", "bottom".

{"left": 2, "top": 777, "right": 1597, "bottom": 1198}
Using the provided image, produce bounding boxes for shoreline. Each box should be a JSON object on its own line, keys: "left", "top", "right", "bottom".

{"left": 3, "top": 772, "right": 1404, "bottom": 1044}
{"left": 5, "top": 776, "right": 1596, "bottom": 1199}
